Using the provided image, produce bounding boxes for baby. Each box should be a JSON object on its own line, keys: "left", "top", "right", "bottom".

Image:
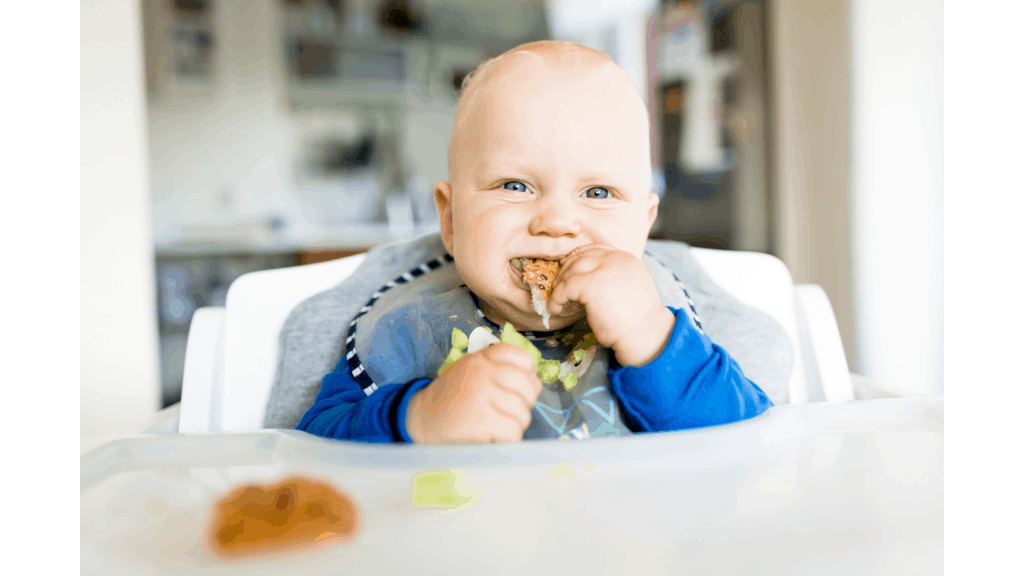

{"left": 296, "top": 41, "right": 773, "bottom": 443}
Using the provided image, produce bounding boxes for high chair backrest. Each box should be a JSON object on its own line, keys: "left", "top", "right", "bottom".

{"left": 180, "top": 248, "right": 850, "bottom": 433}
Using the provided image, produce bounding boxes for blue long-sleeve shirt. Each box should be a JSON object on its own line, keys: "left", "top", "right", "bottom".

{"left": 297, "top": 307, "right": 772, "bottom": 441}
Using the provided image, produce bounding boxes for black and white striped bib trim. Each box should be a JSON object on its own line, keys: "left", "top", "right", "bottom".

{"left": 345, "top": 253, "right": 455, "bottom": 396}
{"left": 644, "top": 252, "right": 705, "bottom": 334}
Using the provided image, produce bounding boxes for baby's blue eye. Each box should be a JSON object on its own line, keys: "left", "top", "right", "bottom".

{"left": 583, "top": 187, "right": 610, "bottom": 199}
{"left": 502, "top": 181, "right": 529, "bottom": 193}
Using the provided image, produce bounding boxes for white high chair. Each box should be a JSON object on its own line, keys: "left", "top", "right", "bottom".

{"left": 161, "top": 247, "right": 909, "bottom": 435}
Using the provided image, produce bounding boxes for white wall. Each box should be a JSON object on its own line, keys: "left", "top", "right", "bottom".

{"left": 770, "top": 0, "right": 855, "bottom": 368}
{"left": 81, "top": 0, "right": 162, "bottom": 435}
{"left": 850, "top": 0, "right": 943, "bottom": 395}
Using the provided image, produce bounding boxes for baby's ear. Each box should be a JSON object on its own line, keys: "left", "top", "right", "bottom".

{"left": 435, "top": 181, "right": 455, "bottom": 252}
{"left": 645, "top": 192, "right": 660, "bottom": 230}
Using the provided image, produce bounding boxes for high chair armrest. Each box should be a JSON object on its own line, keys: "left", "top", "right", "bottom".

{"left": 851, "top": 373, "right": 926, "bottom": 400}
{"left": 80, "top": 404, "right": 181, "bottom": 455}
{"left": 794, "top": 284, "right": 854, "bottom": 402}
{"left": 119, "top": 403, "right": 180, "bottom": 435}
{"left": 180, "top": 306, "right": 226, "bottom": 433}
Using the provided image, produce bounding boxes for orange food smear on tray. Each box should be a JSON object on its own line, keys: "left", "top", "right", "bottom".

{"left": 204, "top": 476, "right": 359, "bottom": 561}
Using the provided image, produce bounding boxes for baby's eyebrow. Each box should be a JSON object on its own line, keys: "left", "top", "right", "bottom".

{"left": 475, "top": 161, "right": 536, "bottom": 178}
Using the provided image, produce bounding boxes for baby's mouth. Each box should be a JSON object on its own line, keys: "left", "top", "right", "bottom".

{"left": 510, "top": 256, "right": 566, "bottom": 270}
{"left": 509, "top": 258, "right": 527, "bottom": 290}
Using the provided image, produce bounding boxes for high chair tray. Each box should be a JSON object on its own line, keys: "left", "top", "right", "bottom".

{"left": 81, "top": 397, "right": 942, "bottom": 575}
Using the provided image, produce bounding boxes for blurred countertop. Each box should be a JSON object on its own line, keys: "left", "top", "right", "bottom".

{"left": 153, "top": 221, "right": 440, "bottom": 257}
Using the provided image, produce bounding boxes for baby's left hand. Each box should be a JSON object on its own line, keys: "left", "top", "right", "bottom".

{"left": 547, "top": 244, "right": 676, "bottom": 367}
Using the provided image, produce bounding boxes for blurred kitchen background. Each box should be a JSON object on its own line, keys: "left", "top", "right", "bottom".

{"left": 82, "top": 0, "right": 942, "bottom": 433}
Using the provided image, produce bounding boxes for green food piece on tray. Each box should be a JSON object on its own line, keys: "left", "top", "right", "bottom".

{"left": 561, "top": 372, "right": 578, "bottom": 391}
{"left": 411, "top": 469, "right": 481, "bottom": 513}
{"left": 451, "top": 327, "right": 469, "bottom": 351}
{"left": 573, "top": 349, "right": 586, "bottom": 363}
{"left": 500, "top": 322, "right": 542, "bottom": 369}
{"left": 538, "top": 359, "right": 561, "bottom": 383}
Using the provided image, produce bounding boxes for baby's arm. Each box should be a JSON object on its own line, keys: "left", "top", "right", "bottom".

{"left": 297, "top": 358, "right": 432, "bottom": 442}
{"left": 608, "top": 307, "right": 773, "bottom": 432}
{"left": 298, "top": 342, "right": 541, "bottom": 443}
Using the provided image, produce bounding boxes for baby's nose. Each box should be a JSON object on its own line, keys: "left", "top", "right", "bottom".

{"left": 527, "top": 195, "right": 580, "bottom": 238}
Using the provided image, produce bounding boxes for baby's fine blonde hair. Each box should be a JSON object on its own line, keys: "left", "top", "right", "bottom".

{"left": 449, "top": 41, "right": 647, "bottom": 174}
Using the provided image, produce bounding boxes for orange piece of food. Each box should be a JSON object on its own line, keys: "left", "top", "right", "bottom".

{"left": 203, "top": 476, "right": 360, "bottom": 561}
{"left": 521, "top": 258, "right": 561, "bottom": 301}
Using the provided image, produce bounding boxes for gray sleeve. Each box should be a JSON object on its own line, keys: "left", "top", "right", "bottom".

{"left": 648, "top": 241, "right": 794, "bottom": 405}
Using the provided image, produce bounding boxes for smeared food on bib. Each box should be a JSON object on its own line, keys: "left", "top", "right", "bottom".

{"left": 204, "top": 476, "right": 359, "bottom": 561}
{"left": 438, "top": 324, "right": 588, "bottom": 392}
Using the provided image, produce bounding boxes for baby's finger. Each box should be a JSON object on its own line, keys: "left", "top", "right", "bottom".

{"left": 487, "top": 415, "right": 528, "bottom": 443}
{"left": 548, "top": 268, "right": 591, "bottom": 315}
{"left": 481, "top": 342, "right": 537, "bottom": 374}
{"left": 492, "top": 369, "right": 543, "bottom": 406}
{"left": 554, "top": 245, "right": 612, "bottom": 290}
{"left": 557, "top": 244, "right": 615, "bottom": 280}
{"left": 555, "top": 254, "right": 599, "bottom": 287}
{"left": 560, "top": 243, "right": 615, "bottom": 267}
{"left": 546, "top": 255, "right": 594, "bottom": 312}
{"left": 488, "top": 391, "right": 533, "bottom": 430}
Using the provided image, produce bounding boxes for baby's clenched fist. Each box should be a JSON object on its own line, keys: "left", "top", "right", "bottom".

{"left": 547, "top": 244, "right": 675, "bottom": 367}
{"left": 405, "top": 343, "right": 542, "bottom": 443}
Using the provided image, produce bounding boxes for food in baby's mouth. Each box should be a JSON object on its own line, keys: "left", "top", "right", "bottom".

{"left": 513, "top": 258, "right": 562, "bottom": 329}
{"left": 204, "top": 476, "right": 359, "bottom": 561}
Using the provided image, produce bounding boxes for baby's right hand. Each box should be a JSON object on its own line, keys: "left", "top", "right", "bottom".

{"left": 405, "top": 343, "right": 542, "bottom": 443}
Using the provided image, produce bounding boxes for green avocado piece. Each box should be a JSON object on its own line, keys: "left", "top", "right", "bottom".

{"left": 437, "top": 347, "right": 465, "bottom": 376}
{"left": 538, "top": 359, "right": 561, "bottom": 383}
{"left": 451, "top": 327, "right": 469, "bottom": 351}
{"left": 500, "top": 322, "right": 542, "bottom": 369}
{"left": 573, "top": 349, "right": 586, "bottom": 363}
{"left": 561, "top": 372, "right": 578, "bottom": 391}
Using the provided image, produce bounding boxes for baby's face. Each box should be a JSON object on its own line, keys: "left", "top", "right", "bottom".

{"left": 436, "top": 53, "right": 658, "bottom": 332}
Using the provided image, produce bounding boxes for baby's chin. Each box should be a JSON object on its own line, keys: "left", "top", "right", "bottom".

{"left": 516, "top": 313, "right": 572, "bottom": 332}
{"left": 495, "top": 297, "right": 584, "bottom": 333}
{"left": 471, "top": 290, "right": 549, "bottom": 330}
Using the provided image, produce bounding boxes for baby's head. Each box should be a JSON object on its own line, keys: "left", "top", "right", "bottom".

{"left": 434, "top": 41, "right": 658, "bottom": 332}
